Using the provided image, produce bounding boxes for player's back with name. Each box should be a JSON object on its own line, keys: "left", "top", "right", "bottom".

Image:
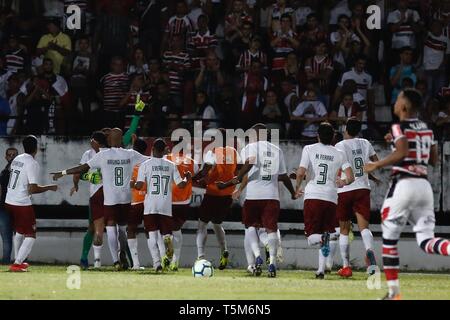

{"left": 5, "top": 153, "right": 39, "bottom": 206}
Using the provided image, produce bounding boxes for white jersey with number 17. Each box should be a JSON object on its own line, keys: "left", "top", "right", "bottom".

{"left": 335, "top": 138, "right": 376, "bottom": 193}
{"left": 87, "top": 147, "right": 148, "bottom": 206}
{"left": 137, "top": 157, "right": 183, "bottom": 216}
{"left": 5, "top": 153, "right": 40, "bottom": 206}
{"left": 300, "top": 143, "right": 351, "bottom": 204}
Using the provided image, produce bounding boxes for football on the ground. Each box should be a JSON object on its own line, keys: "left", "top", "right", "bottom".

{"left": 192, "top": 259, "right": 214, "bottom": 278}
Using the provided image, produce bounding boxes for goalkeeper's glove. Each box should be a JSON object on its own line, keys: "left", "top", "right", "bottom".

{"left": 135, "top": 94, "right": 145, "bottom": 112}
{"left": 81, "top": 170, "right": 102, "bottom": 185}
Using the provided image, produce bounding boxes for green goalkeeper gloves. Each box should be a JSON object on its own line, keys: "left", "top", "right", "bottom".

{"left": 135, "top": 94, "right": 145, "bottom": 112}
{"left": 81, "top": 170, "right": 102, "bottom": 185}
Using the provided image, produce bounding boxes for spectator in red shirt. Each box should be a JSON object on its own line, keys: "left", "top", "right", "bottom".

{"left": 236, "top": 36, "right": 267, "bottom": 73}
{"left": 188, "top": 14, "right": 218, "bottom": 72}
{"left": 162, "top": 0, "right": 193, "bottom": 54}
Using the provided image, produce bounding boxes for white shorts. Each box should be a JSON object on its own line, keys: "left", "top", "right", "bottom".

{"left": 380, "top": 177, "right": 436, "bottom": 243}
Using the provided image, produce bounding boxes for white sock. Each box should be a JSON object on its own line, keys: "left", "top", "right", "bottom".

{"left": 106, "top": 226, "right": 119, "bottom": 263}
{"left": 93, "top": 245, "right": 102, "bottom": 261}
{"left": 308, "top": 234, "right": 322, "bottom": 246}
{"left": 258, "top": 229, "right": 269, "bottom": 247}
{"left": 212, "top": 224, "right": 227, "bottom": 252}
{"left": 196, "top": 220, "right": 208, "bottom": 258}
{"left": 127, "top": 238, "right": 140, "bottom": 268}
{"left": 267, "top": 232, "right": 278, "bottom": 266}
{"left": 361, "top": 228, "right": 374, "bottom": 251}
{"left": 14, "top": 237, "right": 35, "bottom": 264}
{"left": 172, "top": 230, "right": 182, "bottom": 264}
{"left": 340, "top": 234, "right": 350, "bottom": 267}
{"left": 118, "top": 225, "right": 127, "bottom": 252}
{"left": 247, "top": 227, "right": 261, "bottom": 258}
{"left": 387, "top": 280, "right": 400, "bottom": 296}
{"left": 14, "top": 233, "right": 24, "bottom": 259}
{"left": 277, "top": 229, "right": 282, "bottom": 244}
{"left": 157, "top": 231, "right": 166, "bottom": 258}
{"left": 147, "top": 231, "right": 161, "bottom": 268}
{"left": 244, "top": 229, "right": 255, "bottom": 266}
{"left": 318, "top": 249, "right": 326, "bottom": 274}
{"left": 326, "top": 240, "right": 338, "bottom": 269}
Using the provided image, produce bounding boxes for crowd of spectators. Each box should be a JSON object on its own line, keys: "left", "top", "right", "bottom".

{"left": 0, "top": 0, "right": 450, "bottom": 140}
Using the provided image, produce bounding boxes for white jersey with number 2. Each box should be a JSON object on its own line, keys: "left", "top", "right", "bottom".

{"left": 300, "top": 143, "right": 351, "bottom": 204}
{"left": 335, "top": 138, "right": 376, "bottom": 193}
{"left": 137, "top": 157, "right": 183, "bottom": 216}
{"left": 87, "top": 147, "right": 148, "bottom": 205}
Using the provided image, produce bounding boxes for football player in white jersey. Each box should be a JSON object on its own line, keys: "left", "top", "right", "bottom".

{"left": 52, "top": 128, "right": 148, "bottom": 270}
{"left": 6, "top": 136, "right": 58, "bottom": 272}
{"left": 365, "top": 89, "right": 450, "bottom": 300}
{"left": 133, "top": 139, "right": 191, "bottom": 271}
{"left": 295, "top": 122, "right": 355, "bottom": 279}
{"left": 218, "top": 124, "right": 296, "bottom": 278}
{"left": 334, "top": 118, "right": 379, "bottom": 277}
{"left": 70, "top": 131, "right": 108, "bottom": 269}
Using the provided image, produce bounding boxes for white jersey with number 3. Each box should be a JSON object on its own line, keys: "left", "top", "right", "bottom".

{"left": 335, "top": 138, "right": 376, "bottom": 193}
{"left": 241, "top": 140, "right": 287, "bottom": 201}
{"left": 5, "top": 153, "right": 40, "bottom": 206}
{"left": 87, "top": 147, "right": 148, "bottom": 205}
{"left": 137, "top": 157, "right": 183, "bottom": 216}
{"left": 300, "top": 143, "right": 351, "bottom": 204}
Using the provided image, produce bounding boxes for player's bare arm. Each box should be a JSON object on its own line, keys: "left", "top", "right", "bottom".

{"left": 70, "top": 174, "right": 80, "bottom": 196}
{"left": 232, "top": 174, "right": 248, "bottom": 200}
{"left": 216, "top": 159, "right": 254, "bottom": 190}
{"left": 28, "top": 183, "right": 58, "bottom": 194}
{"left": 51, "top": 163, "right": 91, "bottom": 181}
{"left": 429, "top": 144, "right": 439, "bottom": 167}
{"left": 192, "top": 163, "right": 213, "bottom": 182}
{"left": 364, "top": 137, "right": 409, "bottom": 173}
{"left": 295, "top": 166, "right": 307, "bottom": 198}
{"left": 336, "top": 167, "right": 355, "bottom": 188}
{"left": 176, "top": 171, "right": 192, "bottom": 189}
{"left": 279, "top": 173, "right": 297, "bottom": 200}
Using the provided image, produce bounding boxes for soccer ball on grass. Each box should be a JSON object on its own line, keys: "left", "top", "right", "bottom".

{"left": 192, "top": 259, "right": 214, "bottom": 277}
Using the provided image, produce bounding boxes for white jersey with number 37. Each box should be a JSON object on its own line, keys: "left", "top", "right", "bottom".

{"left": 87, "top": 147, "right": 148, "bottom": 205}
{"left": 5, "top": 153, "right": 40, "bottom": 206}
{"left": 335, "top": 138, "right": 376, "bottom": 193}
{"left": 137, "top": 157, "right": 183, "bottom": 216}
{"left": 300, "top": 143, "right": 351, "bottom": 204}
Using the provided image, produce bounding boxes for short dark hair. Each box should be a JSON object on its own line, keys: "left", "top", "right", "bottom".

{"left": 91, "top": 131, "right": 107, "bottom": 146}
{"left": 400, "top": 46, "right": 413, "bottom": 54}
{"left": 318, "top": 122, "right": 335, "bottom": 145}
{"left": 402, "top": 88, "right": 423, "bottom": 111}
{"left": 23, "top": 135, "right": 38, "bottom": 154}
{"left": 133, "top": 138, "right": 148, "bottom": 154}
{"left": 152, "top": 138, "right": 167, "bottom": 153}
{"left": 355, "top": 54, "right": 367, "bottom": 63}
{"left": 346, "top": 117, "right": 362, "bottom": 137}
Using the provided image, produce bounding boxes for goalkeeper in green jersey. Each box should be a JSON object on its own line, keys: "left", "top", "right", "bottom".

{"left": 73, "top": 98, "right": 144, "bottom": 269}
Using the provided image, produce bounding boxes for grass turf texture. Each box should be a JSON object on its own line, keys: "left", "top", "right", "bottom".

{"left": 0, "top": 265, "right": 449, "bottom": 300}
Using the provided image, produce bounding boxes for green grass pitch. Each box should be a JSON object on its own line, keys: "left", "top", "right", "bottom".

{"left": 1, "top": 265, "right": 450, "bottom": 300}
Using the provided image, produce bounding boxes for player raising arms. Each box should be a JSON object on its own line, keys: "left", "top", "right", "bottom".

{"left": 192, "top": 129, "right": 239, "bottom": 270}
{"left": 364, "top": 89, "right": 450, "bottom": 300}
{"left": 52, "top": 128, "right": 148, "bottom": 270}
{"left": 6, "top": 136, "right": 58, "bottom": 272}
{"left": 295, "top": 122, "right": 355, "bottom": 279}
{"left": 334, "top": 118, "right": 379, "bottom": 277}
{"left": 218, "top": 124, "right": 296, "bottom": 277}
{"left": 132, "top": 139, "right": 191, "bottom": 272}
{"left": 165, "top": 141, "right": 198, "bottom": 271}
{"left": 127, "top": 138, "right": 149, "bottom": 270}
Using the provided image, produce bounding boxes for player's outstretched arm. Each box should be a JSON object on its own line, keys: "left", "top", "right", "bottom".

{"left": 29, "top": 183, "right": 58, "bottom": 194}
{"left": 232, "top": 174, "right": 248, "bottom": 200}
{"left": 51, "top": 164, "right": 91, "bottom": 181}
{"left": 364, "top": 137, "right": 408, "bottom": 173}
{"left": 192, "top": 163, "right": 213, "bottom": 182}
{"left": 70, "top": 174, "right": 80, "bottom": 196}
{"left": 216, "top": 160, "right": 254, "bottom": 190}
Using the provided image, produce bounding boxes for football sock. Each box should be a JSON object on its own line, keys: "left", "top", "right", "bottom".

{"left": 244, "top": 229, "right": 255, "bottom": 266}
{"left": 361, "top": 228, "right": 374, "bottom": 251}
{"left": 267, "top": 232, "right": 278, "bottom": 266}
{"left": 247, "top": 227, "right": 261, "bottom": 258}
{"left": 127, "top": 238, "right": 139, "bottom": 268}
{"left": 318, "top": 249, "right": 326, "bottom": 274}
{"left": 117, "top": 225, "right": 127, "bottom": 252}
{"left": 13, "top": 233, "right": 24, "bottom": 259}
{"left": 147, "top": 231, "right": 160, "bottom": 267}
{"left": 81, "top": 230, "right": 94, "bottom": 261}
{"left": 308, "top": 234, "right": 322, "bottom": 246}
{"left": 93, "top": 245, "right": 102, "bottom": 262}
{"left": 420, "top": 238, "right": 450, "bottom": 256}
{"left": 106, "top": 226, "right": 119, "bottom": 263}
{"left": 212, "top": 224, "right": 227, "bottom": 252}
{"left": 196, "top": 220, "right": 208, "bottom": 258}
{"left": 382, "top": 238, "right": 400, "bottom": 296}
{"left": 258, "top": 229, "right": 269, "bottom": 247}
{"left": 15, "top": 237, "right": 35, "bottom": 264}
{"left": 340, "top": 234, "right": 350, "bottom": 267}
{"left": 327, "top": 240, "right": 338, "bottom": 269}
{"left": 277, "top": 229, "right": 282, "bottom": 246}
{"left": 172, "top": 230, "right": 183, "bottom": 264}
{"left": 157, "top": 231, "right": 165, "bottom": 258}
